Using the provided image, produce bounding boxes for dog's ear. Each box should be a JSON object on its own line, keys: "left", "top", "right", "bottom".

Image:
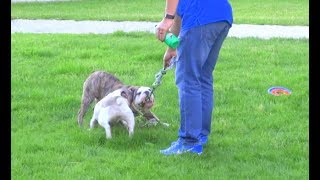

{"left": 122, "top": 87, "right": 135, "bottom": 104}
{"left": 120, "top": 89, "right": 129, "bottom": 99}
{"left": 128, "top": 86, "right": 138, "bottom": 96}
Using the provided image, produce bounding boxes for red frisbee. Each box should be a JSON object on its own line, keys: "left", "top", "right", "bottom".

{"left": 268, "top": 86, "right": 291, "bottom": 96}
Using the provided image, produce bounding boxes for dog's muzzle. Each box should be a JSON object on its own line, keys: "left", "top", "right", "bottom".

{"left": 139, "top": 91, "right": 154, "bottom": 109}
{"left": 146, "top": 88, "right": 155, "bottom": 101}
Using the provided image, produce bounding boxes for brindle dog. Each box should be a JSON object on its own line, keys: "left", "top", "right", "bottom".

{"left": 78, "top": 70, "right": 163, "bottom": 127}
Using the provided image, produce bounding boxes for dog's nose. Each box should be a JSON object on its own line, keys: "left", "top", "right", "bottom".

{"left": 144, "top": 91, "right": 150, "bottom": 96}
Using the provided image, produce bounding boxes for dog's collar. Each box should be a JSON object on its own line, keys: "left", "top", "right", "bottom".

{"left": 130, "top": 103, "right": 144, "bottom": 116}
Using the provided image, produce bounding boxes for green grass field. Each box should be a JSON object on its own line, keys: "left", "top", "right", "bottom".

{"left": 11, "top": 32, "right": 309, "bottom": 179}
{"left": 11, "top": 0, "right": 309, "bottom": 178}
{"left": 11, "top": 0, "right": 309, "bottom": 25}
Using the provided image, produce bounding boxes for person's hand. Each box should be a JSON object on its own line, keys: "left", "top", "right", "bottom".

{"left": 156, "top": 18, "right": 174, "bottom": 41}
{"left": 163, "top": 48, "right": 177, "bottom": 69}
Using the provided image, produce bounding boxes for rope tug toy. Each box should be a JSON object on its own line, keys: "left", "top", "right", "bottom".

{"left": 147, "top": 57, "right": 177, "bottom": 100}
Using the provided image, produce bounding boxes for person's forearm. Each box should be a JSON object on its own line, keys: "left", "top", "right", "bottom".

{"left": 165, "top": 0, "right": 179, "bottom": 15}
{"left": 169, "top": 15, "right": 181, "bottom": 36}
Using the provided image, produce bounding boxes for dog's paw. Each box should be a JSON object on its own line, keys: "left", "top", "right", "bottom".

{"left": 147, "top": 118, "right": 159, "bottom": 126}
{"left": 140, "top": 118, "right": 158, "bottom": 127}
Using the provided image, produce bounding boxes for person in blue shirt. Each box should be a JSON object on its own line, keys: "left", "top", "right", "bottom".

{"left": 156, "top": 0, "right": 233, "bottom": 155}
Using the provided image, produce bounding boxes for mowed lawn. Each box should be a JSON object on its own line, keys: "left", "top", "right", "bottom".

{"left": 11, "top": 0, "right": 309, "bottom": 25}
{"left": 11, "top": 32, "right": 309, "bottom": 179}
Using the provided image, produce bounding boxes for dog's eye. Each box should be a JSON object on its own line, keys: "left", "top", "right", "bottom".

{"left": 136, "top": 92, "right": 141, "bottom": 95}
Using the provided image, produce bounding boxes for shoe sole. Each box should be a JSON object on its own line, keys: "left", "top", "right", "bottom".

{"left": 160, "top": 148, "right": 202, "bottom": 155}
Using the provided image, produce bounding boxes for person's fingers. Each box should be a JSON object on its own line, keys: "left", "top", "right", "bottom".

{"left": 157, "top": 29, "right": 166, "bottom": 41}
{"left": 163, "top": 52, "right": 173, "bottom": 69}
{"left": 155, "top": 22, "right": 169, "bottom": 41}
{"left": 165, "top": 60, "right": 170, "bottom": 68}
{"left": 163, "top": 59, "right": 168, "bottom": 68}
{"left": 167, "top": 49, "right": 177, "bottom": 69}
{"left": 160, "top": 32, "right": 165, "bottom": 41}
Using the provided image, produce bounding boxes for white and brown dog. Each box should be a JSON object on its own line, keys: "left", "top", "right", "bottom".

{"left": 89, "top": 88, "right": 135, "bottom": 138}
{"left": 78, "top": 70, "right": 168, "bottom": 127}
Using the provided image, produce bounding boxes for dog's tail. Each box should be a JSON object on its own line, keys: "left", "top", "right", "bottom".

{"left": 77, "top": 91, "right": 95, "bottom": 126}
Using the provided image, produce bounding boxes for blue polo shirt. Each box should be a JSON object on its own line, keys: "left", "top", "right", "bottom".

{"left": 177, "top": 0, "right": 233, "bottom": 31}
